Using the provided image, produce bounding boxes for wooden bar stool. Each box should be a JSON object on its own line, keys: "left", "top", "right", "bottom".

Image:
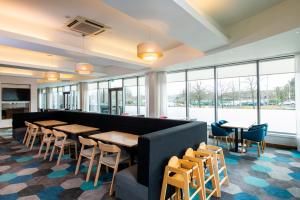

{"left": 23, "top": 121, "right": 31, "bottom": 144}
{"left": 198, "top": 142, "right": 229, "bottom": 197}
{"left": 38, "top": 127, "right": 55, "bottom": 160}
{"left": 94, "top": 141, "right": 130, "bottom": 196}
{"left": 160, "top": 156, "right": 204, "bottom": 200}
{"left": 75, "top": 136, "right": 100, "bottom": 182}
{"left": 183, "top": 148, "right": 218, "bottom": 199}
{"left": 49, "top": 130, "right": 78, "bottom": 166}
{"left": 26, "top": 123, "right": 43, "bottom": 150}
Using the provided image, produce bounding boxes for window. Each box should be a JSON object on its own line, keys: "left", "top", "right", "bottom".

{"left": 217, "top": 63, "right": 257, "bottom": 124}
{"left": 50, "top": 88, "right": 58, "bottom": 109}
{"left": 124, "top": 78, "right": 138, "bottom": 115}
{"left": 259, "top": 58, "right": 296, "bottom": 133}
{"left": 87, "top": 83, "right": 98, "bottom": 112}
{"left": 110, "top": 79, "right": 122, "bottom": 88}
{"left": 99, "top": 81, "right": 109, "bottom": 114}
{"left": 58, "top": 87, "right": 64, "bottom": 109}
{"left": 188, "top": 69, "right": 215, "bottom": 123}
{"left": 167, "top": 72, "right": 186, "bottom": 119}
{"left": 138, "top": 76, "right": 146, "bottom": 115}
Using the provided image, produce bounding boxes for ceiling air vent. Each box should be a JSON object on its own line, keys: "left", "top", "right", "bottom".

{"left": 66, "top": 16, "right": 108, "bottom": 36}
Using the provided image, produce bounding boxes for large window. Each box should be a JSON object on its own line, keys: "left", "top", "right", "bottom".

{"left": 87, "top": 83, "right": 98, "bottom": 112}
{"left": 124, "top": 78, "right": 138, "bottom": 115}
{"left": 217, "top": 63, "right": 257, "bottom": 125}
{"left": 70, "top": 85, "right": 79, "bottom": 110}
{"left": 167, "top": 72, "right": 186, "bottom": 119}
{"left": 38, "top": 89, "right": 47, "bottom": 109}
{"left": 99, "top": 81, "right": 109, "bottom": 114}
{"left": 259, "top": 58, "right": 296, "bottom": 133}
{"left": 188, "top": 69, "right": 215, "bottom": 123}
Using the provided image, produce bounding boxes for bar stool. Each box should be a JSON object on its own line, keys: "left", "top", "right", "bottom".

{"left": 198, "top": 142, "right": 229, "bottom": 197}
{"left": 38, "top": 127, "right": 55, "bottom": 160}
{"left": 49, "top": 130, "right": 78, "bottom": 166}
{"left": 94, "top": 141, "right": 130, "bottom": 196}
{"left": 26, "top": 123, "right": 43, "bottom": 150}
{"left": 75, "top": 136, "right": 100, "bottom": 182}
{"left": 183, "top": 148, "right": 218, "bottom": 199}
{"left": 160, "top": 156, "right": 204, "bottom": 200}
{"left": 23, "top": 121, "right": 31, "bottom": 144}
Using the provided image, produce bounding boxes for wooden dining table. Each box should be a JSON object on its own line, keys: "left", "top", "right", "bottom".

{"left": 34, "top": 120, "right": 67, "bottom": 127}
{"left": 53, "top": 124, "right": 99, "bottom": 135}
{"left": 221, "top": 122, "right": 253, "bottom": 152}
{"left": 89, "top": 131, "right": 139, "bottom": 147}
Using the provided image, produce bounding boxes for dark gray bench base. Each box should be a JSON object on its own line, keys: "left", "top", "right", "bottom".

{"left": 115, "top": 165, "right": 148, "bottom": 200}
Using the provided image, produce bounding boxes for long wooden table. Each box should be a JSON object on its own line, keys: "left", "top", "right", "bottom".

{"left": 89, "top": 131, "right": 139, "bottom": 147}
{"left": 34, "top": 120, "right": 67, "bottom": 127}
{"left": 221, "top": 122, "right": 253, "bottom": 152}
{"left": 53, "top": 124, "right": 99, "bottom": 135}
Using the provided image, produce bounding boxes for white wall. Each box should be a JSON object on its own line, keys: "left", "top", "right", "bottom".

{"left": 0, "top": 75, "right": 37, "bottom": 128}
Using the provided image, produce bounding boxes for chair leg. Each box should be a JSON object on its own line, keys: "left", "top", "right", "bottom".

{"left": 109, "top": 167, "right": 118, "bottom": 196}
{"left": 26, "top": 134, "right": 31, "bottom": 147}
{"left": 183, "top": 181, "right": 190, "bottom": 200}
{"left": 49, "top": 146, "right": 56, "bottom": 161}
{"left": 57, "top": 147, "right": 64, "bottom": 166}
{"left": 44, "top": 143, "right": 51, "bottom": 160}
{"left": 74, "top": 143, "right": 78, "bottom": 160}
{"left": 160, "top": 171, "right": 168, "bottom": 200}
{"left": 23, "top": 130, "right": 28, "bottom": 144}
{"left": 86, "top": 156, "right": 94, "bottom": 182}
{"left": 75, "top": 155, "right": 82, "bottom": 175}
{"left": 30, "top": 134, "right": 37, "bottom": 150}
{"left": 94, "top": 161, "right": 102, "bottom": 186}
{"left": 38, "top": 141, "right": 44, "bottom": 157}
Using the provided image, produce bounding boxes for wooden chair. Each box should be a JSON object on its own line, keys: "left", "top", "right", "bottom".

{"left": 198, "top": 142, "right": 229, "bottom": 197}
{"left": 38, "top": 127, "right": 55, "bottom": 160}
{"left": 75, "top": 136, "right": 100, "bottom": 182}
{"left": 26, "top": 123, "right": 43, "bottom": 150}
{"left": 160, "top": 156, "right": 204, "bottom": 200}
{"left": 94, "top": 141, "right": 130, "bottom": 196}
{"left": 49, "top": 130, "right": 78, "bottom": 166}
{"left": 183, "top": 148, "right": 218, "bottom": 199}
{"left": 23, "top": 121, "right": 31, "bottom": 144}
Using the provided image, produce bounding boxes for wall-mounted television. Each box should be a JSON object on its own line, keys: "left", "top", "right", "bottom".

{"left": 2, "top": 88, "right": 31, "bottom": 101}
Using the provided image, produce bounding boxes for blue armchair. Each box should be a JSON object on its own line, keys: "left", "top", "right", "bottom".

{"left": 242, "top": 123, "right": 268, "bottom": 157}
{"left": 211, "top": 122, "right": 233, "bottom": 149}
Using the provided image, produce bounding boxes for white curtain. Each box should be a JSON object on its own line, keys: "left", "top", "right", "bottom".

{"left": 145, "top": 72, "right": 167, "bottom": 118}
{"left": 156, "top": 72, "right": 167, "bottom": 117}
{"left": 295, "top": 54, "right": 300, "bottom": 151}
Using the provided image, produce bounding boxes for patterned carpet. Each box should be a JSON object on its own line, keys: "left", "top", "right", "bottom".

{"left": 1, "top": 128, "right": 300, "bottom": 200}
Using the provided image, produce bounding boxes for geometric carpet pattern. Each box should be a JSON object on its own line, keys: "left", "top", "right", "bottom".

{"left": 1, "top": 128, "right": 300, "bottom": 200}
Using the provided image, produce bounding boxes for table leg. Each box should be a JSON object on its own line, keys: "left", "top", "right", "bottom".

{"left": 234, "top": 128, "right": 239, "bottom": 152}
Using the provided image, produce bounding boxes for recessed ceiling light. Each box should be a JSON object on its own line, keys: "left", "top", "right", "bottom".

{"left": 296, "top": 31, "right": 300, "bottom": 34}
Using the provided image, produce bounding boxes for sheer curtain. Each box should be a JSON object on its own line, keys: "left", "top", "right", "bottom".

{"left": 145, "top": 72, "right": 167, "bottom": 118}
{"left": 296, "top": 54, "right": 300, "bottom": 151}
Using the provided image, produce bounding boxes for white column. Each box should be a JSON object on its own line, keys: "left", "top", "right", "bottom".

{"left": 295, "top": 54, "right": 300, "bottom": 151}
{"left": 80, "top": 82, "right": 89, "bottom": 112}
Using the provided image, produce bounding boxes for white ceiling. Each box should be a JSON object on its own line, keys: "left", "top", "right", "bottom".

{"left": 190, "top": 0, "right": 285, "bottom": 27}
{"left": 0, "top": 0, "right": 299, "bottom": 84}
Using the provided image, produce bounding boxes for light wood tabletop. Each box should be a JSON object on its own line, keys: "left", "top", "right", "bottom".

{"left": 221, "top": 122, "right": 253, "bottom": 129}
{"left": 89, "top": 131, "right": 139, "bottom": 147}
{"left": 34, "top": 120, "right": 67, "bottom": 127}
{"left": 53, "top": 124, "right": 99, "bottom": 135}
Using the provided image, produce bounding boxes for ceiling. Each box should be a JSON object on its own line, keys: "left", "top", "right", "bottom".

{"left": 0, "top": 0, "right": 299, "bottom": 84}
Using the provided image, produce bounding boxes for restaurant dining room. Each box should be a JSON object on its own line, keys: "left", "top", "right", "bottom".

{"left": 1, "top": 0, "right": 300, "bottom": 200}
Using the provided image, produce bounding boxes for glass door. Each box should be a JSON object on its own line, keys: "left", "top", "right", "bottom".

{"left": 109, "top": 88, "right": 123, "bottom": 115}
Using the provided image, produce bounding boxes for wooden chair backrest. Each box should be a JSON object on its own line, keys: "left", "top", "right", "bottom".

{"left": 29, "top": 123, "right": 39, "bottom": 129}
{"left": 168, "top": 156, "right": 180, "bottom": 169}
{"left": 185, "top": 148, "right": 196, "bottom": 158}
{"left": 198, "top": 142, "right": 207, "bottom": 150}
{"left": 41, "top": 127, "right": 53, "bottom": 138}
{"left": 25, "top": 121, "right": 30, "bottom": 127}
{"left": 79, "top": 136, "right": 97, "bottom": 146}
{"left": 98, "top": 141, "right": 120, "bottom": 153}
{"left": 53, "top": 130, "right": 67, "bottom": 140}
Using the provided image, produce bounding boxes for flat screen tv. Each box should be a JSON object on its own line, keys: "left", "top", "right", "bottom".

{"left": 2, "top": 88, "right": 31, "bottom": 101}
